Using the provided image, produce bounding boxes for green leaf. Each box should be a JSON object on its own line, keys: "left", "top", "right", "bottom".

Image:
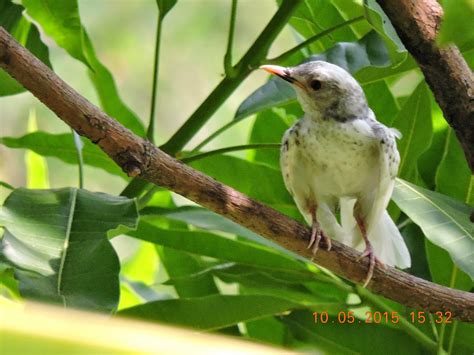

{"left": 392, "top": 179, "right": 474, "bottom": 279}
{"left": 20, "top": 0, "right": 145, "bottom": 135}
{"left": 238, "top": 31, "right": 391, "bottom": 121}
{"left": 119, "top": 294, "right": 299, "bottom": 330}
{"left": 0, "top": 132, "right": 127, "bottom": 179}
{"left": 436, "top": 129, "right": 474, "bottom": 205}
{"left": 156, "top": 246, "right": 219, "bottom": 298}
{"left": 21, "top": 0, "right": 90, "bottom": 67}
{"left": 156, "top": 0, "right": 177, "bottom": 19}
{"left": 391, "top": 82, "right": 432, "bottom": 181}
{"left": 364, "top": 0, "right": 406, "bottom": 63}
{"left": 363, "top": 80, "right": 399, "bottom": 126}
{"left": 128, "top": 221, "right": 306, "bottom": 272}
{"left": 82, "top": 33, "right": 146, "bottom": 136}
{"left": 0, "top": 188, "right": 139, "bottom": 312}
{"left": 285, "top": 0, "right": 364, "bottom": 54}
{"left": 189, "top": 155, "right": 293, "bottom": 208}
{"left": 248, "top": 107, "right": 293, "bottom": 169}
{"left": 0, "top": 0, "right": 51, "bottom": 96}
{"left": 25, "top": 112, "right": 49, "bottom": 189}
{"left": 282, "top": 311, "right": 423, "bottom": 354}
{"left": 437, "top": 0, "right": 474, "bottom": 48}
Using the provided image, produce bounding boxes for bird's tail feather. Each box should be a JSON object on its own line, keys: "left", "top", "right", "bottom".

{"left": 337, "top": 198, "right": 411, "bottom": 269}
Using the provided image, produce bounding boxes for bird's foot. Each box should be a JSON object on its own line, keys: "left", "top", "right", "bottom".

{"left": 357, "top": 245, "right": 384, "bottom": 287}
{"left": 307, "top": 224, "right": 331, "bottom": 258}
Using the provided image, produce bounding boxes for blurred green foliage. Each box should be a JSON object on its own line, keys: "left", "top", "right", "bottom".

{"left": 0, "top": 0, "right": 473, "bottom": 353}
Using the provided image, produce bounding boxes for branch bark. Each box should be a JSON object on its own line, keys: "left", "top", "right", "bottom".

{"left": 376, "top": 0, "right": 474, "bottom": 172}
{"left": 1, "top": 27, "right": 473, "bottom": 322}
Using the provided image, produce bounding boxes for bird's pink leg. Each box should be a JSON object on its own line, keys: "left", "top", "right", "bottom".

{"left": 355, "top": 217, "right": 378, "bottom": 288}
{"left": 307, "top": 206, "right": 331, "bottom": 256}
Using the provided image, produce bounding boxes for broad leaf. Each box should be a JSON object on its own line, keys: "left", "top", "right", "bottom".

{"left": 285, "top": 0, "right": 365, "bottom": 54}
{"left": 0, "top": 0, "right": 51, "bottom": 96}
{"left": 392, "top": 179, "right": 474, "bottom": 279}
{"left": 21, "top": 0, "right": 145, "bottom": 135}
{"left": 238, "top": 31, "right": 391, "bottom": 121}
{"left": 438, "top": 0, "right": 474, "bottom": 49}
{"left": 282, "top": 311, "right": 423, "bottom": 354}
{"left": 391, "top": 82, "right": 432, "bottom": 181}
{"left": 128, "top": 221, "right": 307, "bottom": 272}
{"left": 0, "top": 132, "right": 127, "bottom": 179}
{"left": 0, "top": 188, "right": 139, "bottom": 312}
{"left": 119, "top": 294, "right": 299, "bottom": 330}
{"left": 189, "top": 155, "right": 294, "bottom": 208}
{"left": 82, "top": 33, "right": 146, "bottom": 136}
{"left": 156, "top": 246, "right": 219, "bottom": 298}
{"left": 22, "top": 0, "right": 90, "bottom": 67}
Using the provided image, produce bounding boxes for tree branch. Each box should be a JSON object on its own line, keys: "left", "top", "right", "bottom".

{"left": 376, "top": 0, "right": 474, "bottom": 172}
{"left": 1, "top": 27, "right": 473, "bottom": 322}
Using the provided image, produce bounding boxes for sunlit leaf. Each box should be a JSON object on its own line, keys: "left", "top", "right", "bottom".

{"left": 392, "top": 179, "right": 474, "bottom": 279}
{"left": 0, "top": 0, "right": 51, "bottom": 96}
{"left": 0, "top": 132, "right": 127, "bottom": 179}
{"left": 437, "top": 0, "right": 474, "bottom": 48}
{"left": 0, "top": 188, "right": 139, "bottom": 312}
{"left": 22, "top": 0, "right": 90, "bottom": 67}
{"left": 25, "top": 111, "right": 49, "bottom": 189}
{"left": 119, "top": 294, "right": 299, "bottom": 330}
{"left": 20, "top": 0, "right": 145, "bottom": 135}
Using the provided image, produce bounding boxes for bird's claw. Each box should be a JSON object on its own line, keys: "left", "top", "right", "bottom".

{"left": 307, "top": 225, "right": 331, "bottom": 260}
{"left": 358, "top": 246, "right": 384, "bottom": 288}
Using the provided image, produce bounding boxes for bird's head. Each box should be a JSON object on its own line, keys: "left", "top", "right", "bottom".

{"left": 260, "top": 61, "right": 368, "bottom": 122}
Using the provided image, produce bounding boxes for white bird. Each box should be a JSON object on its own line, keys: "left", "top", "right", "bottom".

{"left": 260, "top": 61, "right": 411, "bottom": 287}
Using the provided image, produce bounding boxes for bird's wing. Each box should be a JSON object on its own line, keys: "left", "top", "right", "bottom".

{"left": 366, "top": 118, "right": 401, "bottom": 235}
{"left": 280, "top": 127, "right": 295, "bottom": 197}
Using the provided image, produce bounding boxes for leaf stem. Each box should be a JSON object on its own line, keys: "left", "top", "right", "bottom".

{"left": 181, "top": 143, "right": 280, "bottom": 163}
{"left": 72, "top": 130, "right": 84, "bottom": 189}
{"left": 159, "top": 0, "right": 302, "bottom": 156}
{"left": 356, "top": 286, "right": 439, "bottom": 353}
{"left": 146, "top": 13, "right": 164, "bottom": 143}
{"left": 438, "top": 266, "right": 458, "bottom": 354}
{"left": 266, "top": 16, "right": 365, "bottom": 64}
{"left": 224, "top": 0, "right": 238, "bottom": 76}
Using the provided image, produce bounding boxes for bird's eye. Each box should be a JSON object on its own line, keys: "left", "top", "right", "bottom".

{"left": 310, "top": 80, "right": 322, "bottom": 90}
{"left": 309, "top": 80, "right": 321, "bottom": 91}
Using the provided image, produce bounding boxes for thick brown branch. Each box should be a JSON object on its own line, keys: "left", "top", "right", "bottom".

{"left": 376, "top": 0, "right": 474, "bottom": 171}
{"left": 1, "top": 27, "right": 473, "bottom": 322}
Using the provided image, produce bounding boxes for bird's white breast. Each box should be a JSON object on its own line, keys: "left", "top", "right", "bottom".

{"left": 281, "top": 116, "right": 379, "bottom": 208}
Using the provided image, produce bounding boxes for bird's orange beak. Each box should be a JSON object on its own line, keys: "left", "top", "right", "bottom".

{"left": 260, "top": 65, "right": 304, "bottom": 89}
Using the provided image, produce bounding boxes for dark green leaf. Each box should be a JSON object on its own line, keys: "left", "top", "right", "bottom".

{"left": 0, "top": 0, "right": 51, "bottom": 96}
{"left": 391, "top": 82, "right": 432, "bottom": 181}
{"left": 128, "top": 221, "right": 306, "bottom": 272}
{"left": 238, "top": 31, "right": 391, "bottom": 121}
{"left": 0, "top": 188, "right": 139, "bottom": 312}
{"left": 156, "top": 0, "right": 177, "bottom": 19}
{"left": 282, "top": 310, "right": 423, "bottom": 354}
{"left": 393, "top": 179, "right": 474, "bottom": 279}
{"left": 156, "top": 246, "right": 219, "bottom": 297}
{"left": 0, "top": 132, "right": 127, "bottom": 179}
{"left": 286, "top": 0, "right": 365, "bottom": 54}
{"left": 189, "top": 155, "right": 293, "bottom": 208}
{"left": 119, "top": 294, "right": 299, "bottom": 330}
